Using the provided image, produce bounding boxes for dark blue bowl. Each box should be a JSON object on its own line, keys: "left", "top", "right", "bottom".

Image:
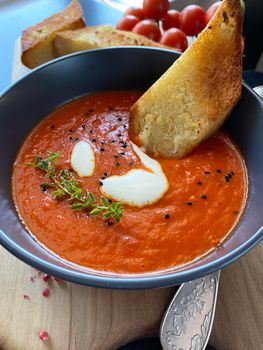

{"left": 0, "top": 47, "right": 263, "bottom": 289}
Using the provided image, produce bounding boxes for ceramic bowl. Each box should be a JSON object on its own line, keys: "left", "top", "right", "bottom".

{"left": 0, "top": 47, "right": 263, "bottom": 288}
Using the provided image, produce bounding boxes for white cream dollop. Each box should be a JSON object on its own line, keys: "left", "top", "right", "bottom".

{"left": 70, "top": 140, "right": 95, "bottom": 177}
{"left": 100, "top": 142, "right": 169, "bottom": 207}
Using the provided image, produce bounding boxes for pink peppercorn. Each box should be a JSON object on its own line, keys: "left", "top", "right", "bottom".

{"left": 42, "top": 288, "right": 50, "bottom": 297}
{"left": 43, "top": 274, "right": 50, "bottom": 282}
{"left": 39, "top": 330, "right": 49, "bottom": 341}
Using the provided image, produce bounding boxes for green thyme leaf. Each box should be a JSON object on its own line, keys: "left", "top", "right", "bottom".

{"left": 90, "top": 208, "right": 101, "bottom": 216}
{"left": 27, "top": 151, "right": 124, "bottom": 222}
{"left": 101, "top": 197, "right": 109, "bottom": 207}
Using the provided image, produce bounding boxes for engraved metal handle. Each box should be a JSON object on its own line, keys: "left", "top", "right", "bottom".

{"left": 160, "top": 271, "right": 220, "bottom": 350}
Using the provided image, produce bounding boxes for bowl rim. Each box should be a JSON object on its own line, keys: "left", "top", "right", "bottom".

{"left": 1, "top": 47, "right": 263, "bottom": 289}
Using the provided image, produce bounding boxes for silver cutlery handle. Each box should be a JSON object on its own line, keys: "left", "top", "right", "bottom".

{"left": 160, "top": 271, "right": 220, "bottom": 350}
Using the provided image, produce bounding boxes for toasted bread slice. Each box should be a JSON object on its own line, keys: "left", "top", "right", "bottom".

{"left": 130, "top": 0, "right": 242, "bottom": 159}
{"left": 53, "top": 25, "right": 174, "bottom": 56}
{"left": 21, "top": 0, "right": 85, "bottom": 68}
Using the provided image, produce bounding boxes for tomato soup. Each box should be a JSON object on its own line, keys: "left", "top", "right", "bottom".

{"left": 12, "top": 91, "right": 247, "bottom": 274}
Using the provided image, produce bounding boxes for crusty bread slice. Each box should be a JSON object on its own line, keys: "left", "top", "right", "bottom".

{"left": 53, "top": 25, "right": 174, "bottom": 56}
{"left": 21, "top": 0, "right": 85, "bottom": 68}
{"left": 130, "top": 0, "right": 242, "bottom": 159}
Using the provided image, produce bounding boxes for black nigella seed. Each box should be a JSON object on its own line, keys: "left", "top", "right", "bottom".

{"left": 122, "top": 144, "right": 127, "bottom": 149}
{"left": 101, "top": 141, "right": 104, "bottom": 145}
{"left": 114, "top": 155, "right": 119, "bottom": 159}
{"left": 197, "top": 181, "right": 203, "bottom": 185}
{"left": 104, "top": 172, "right": 108, "bottom": 177}
{"left": 118, "top": 117, "right": 122, "bottom": 121}
{"left": 120, "top": 152, "right": 125, "bottom": 155}
{"left": 100, "top": 148, "right": 105, "bottom": 152}
{"left": 82, "top": 125, "right": 86, "bottom": 129}
{"left": 92, "top": 138, "right": 96, "bottom": 143}
{"left": 117, "top": 134, "right": 122, "bottom": 137}
{"left": 69, "top": 129, "right": 73, "bottom": 133}
{"left": 99, "top": 181, "right": 103, "bottom": 186}
{"left": 75, "top": 138, "right": 79, "bottom": 141}
{"left": 130, "top": 161, "right": 134, "bottom": 165}
{"left": 69, "top": 137, "right": 73, "bottom": 140}
{"left": 224, "top": 174, "right": 231, "bottom": 182}
{"left": 108, "top": 221, "right": 114, "bottom": 226}
{"left": 123, "top": 125, "right": 127, "bottom": 129}
{"left": 231, "top": 171, "right": 235, "bottom": 175}
{"left": 204, "top": 171, "right": 210, "bottom": 175}
{"left": 90, "top": 130, "right": 93, "bottom": 134}
{"left": 111, "top": 140, "right": 115, "bottom": 143}
{"left": 119, "top": 140, "right": 125, "bottom": 144}
{"left": 51, "top": 125, "right": 55, "bottom": 129}
{"left": 101, "top": 176, "right": 106, "bottom": 180}
{"left": 164, "top": 214, "right": 170, "bottom": 219}
{"left": 41, "top": 187, "right": 47, "bottom": 192}
{"left": 69, "top": 168, "right": 74, "bottom": 172}
{"left": 186, "top": 201, "right": 192, "bottom": 206}
{"left": 201, "top": 195, "right": 207, "bottom": 199}
{"left": 216, "top": 169, "right": 222, "bottom": 173}
{"left": 116, "top": 162, "right": 121, "bottom": 166}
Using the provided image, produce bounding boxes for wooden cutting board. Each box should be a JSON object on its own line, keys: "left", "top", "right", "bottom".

{"left": 0, "top": 40, "right": 263, "bottom": 350}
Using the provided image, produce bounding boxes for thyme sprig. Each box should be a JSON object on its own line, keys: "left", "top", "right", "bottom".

{"left": 28, "top": 151, "right": 124, "bottom": 222}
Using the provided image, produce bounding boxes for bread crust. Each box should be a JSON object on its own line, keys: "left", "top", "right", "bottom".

{"left": 53, "top": 25, "right": 176, "bottom": 56}
{"left": 21, "top": 0, "right": 85, "bottom": 68}
{"left": 130, "top": 0, "right": 242, "bottom": 159}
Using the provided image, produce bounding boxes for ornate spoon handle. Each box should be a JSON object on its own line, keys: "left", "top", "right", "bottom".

{"left": 160, "top": 271, "right": 220, "bottom": 350}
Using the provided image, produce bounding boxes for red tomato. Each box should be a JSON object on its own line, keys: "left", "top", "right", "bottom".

{"left": 162, "top": 10, "right": 181, "bottom": 30}
{"left": 205, "top": 2, "right": 221, "bottom": 24}
{"left": 180, "top": 5, "right": 206, "bottom": 36}
{"left": 132, "top": 19, "right": 161, "bottom": 41}
{"left": 116, "top": 15, "right": 140, "bottom": 31}
{"left": 124, "top": 6, "right": 145, "bottom": 19}
{"left": 143, "top": 0, "right": 169, "bottom": 20}
{"left": 160, "top": 28, "right": 188, "bottom": 52}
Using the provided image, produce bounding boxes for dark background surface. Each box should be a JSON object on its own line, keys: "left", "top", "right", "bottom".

{"left": 0, "top": 0, "right": 262, "bottom": 93}
{"left": 118, "top": 336, "right": 217, "bottom": 349}
{"left": 242, "top": 0, "right": 263, "bottom": 71}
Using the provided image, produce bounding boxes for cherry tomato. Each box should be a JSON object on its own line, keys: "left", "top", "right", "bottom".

{"left": 116, "top": 15, "right": 140, "bottom": 31}
{"left": 160, "top": 28, "right": 188, "bottom": 52}
{"left": 143, "top": 0, "right": 169, "bottom": 20}
{"left": 124, "top": 6, "right": 145, "bottom": 19}
{"left": 132, "top": 19, "right": 161, "bottom": 41}
{"left": 162, "top": 10, "right": 181, "bottom": 30}
{"left": 205, "top": 2, "right": 221, "bottom": 24}
{"left": 180, "top": 5, "right": 206, "bottom": 36}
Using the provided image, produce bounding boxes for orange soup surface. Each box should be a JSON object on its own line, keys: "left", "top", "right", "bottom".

{"left": 12, "top": 91, "right": 247, "bottom": 274}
